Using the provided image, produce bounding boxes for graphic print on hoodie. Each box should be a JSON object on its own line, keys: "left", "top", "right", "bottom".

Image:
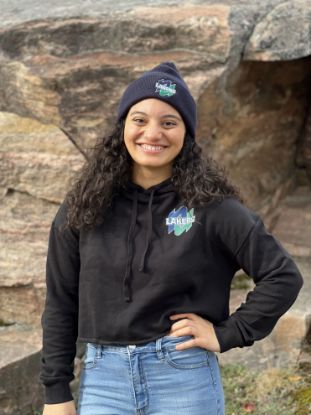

{"left": 166, "top": 206, "right": 196, "bottom": 235}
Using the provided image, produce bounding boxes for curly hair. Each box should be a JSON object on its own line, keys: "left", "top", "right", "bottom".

{"left": 64, "top": 120, "right": 243, "bottom": 230}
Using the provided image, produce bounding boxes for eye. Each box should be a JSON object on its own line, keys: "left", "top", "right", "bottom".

{"left": 162, "top": 120, "right": 177, "bottom": 128}
{"left": 132, "top": 117, "right": 146, "bottom": 125}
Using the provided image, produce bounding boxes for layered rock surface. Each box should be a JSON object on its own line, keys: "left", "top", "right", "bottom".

{"left": 0, "top": 1, "right": 310, "bottom": 414}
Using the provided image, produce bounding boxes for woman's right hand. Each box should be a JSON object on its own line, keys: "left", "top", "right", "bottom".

{"left": 42, "top": 400, "right": 76, "bottom": 415}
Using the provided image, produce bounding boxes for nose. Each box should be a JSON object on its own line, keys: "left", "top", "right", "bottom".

{"left": 143, "top": 122, "right": 163, "bottom": 141}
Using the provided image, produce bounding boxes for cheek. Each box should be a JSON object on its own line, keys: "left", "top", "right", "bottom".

{"left": 123, "top": 127, "right": 134, "bottom": 149}
{"left": 123, "top": 134, "right": 139, "bottom": 161}
{"left": 175, "top": 134, "right": 185, "bottom": 152}
{"left": 124, "top": 124, "right": 138, "bottom": 143}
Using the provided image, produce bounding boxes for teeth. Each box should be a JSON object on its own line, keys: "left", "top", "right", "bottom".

{"left": 140, "top": 144, "right": 164, "bottom": 151}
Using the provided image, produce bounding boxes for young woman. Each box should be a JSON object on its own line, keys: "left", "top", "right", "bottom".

{"left": 40, "top": 62, "right": 303, "bottom": 415}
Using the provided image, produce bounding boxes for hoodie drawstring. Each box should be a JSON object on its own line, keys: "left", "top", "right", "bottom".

{"left": 122, "top": 188, "right": 155, "bottom": 302}
{"left": 139, "top": 188, "right": 155, "bottom": 272}
{"left": 123, "top": 189, "right": 138, "bottom": 302}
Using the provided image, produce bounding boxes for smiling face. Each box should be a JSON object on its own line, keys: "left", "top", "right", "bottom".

{"left": 123, "top": 98, "right": 186, "bottom": 181}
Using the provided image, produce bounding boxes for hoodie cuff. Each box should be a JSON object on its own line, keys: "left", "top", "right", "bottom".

{"left": 213, "top": 320, "right": 248, "bottom": 353}
{"left": 45, "top": 381, "right": 73, "bottom": 404}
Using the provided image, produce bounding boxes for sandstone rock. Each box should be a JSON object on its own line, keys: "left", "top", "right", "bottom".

{"left": 298, "top": 316, "right": 311, "bottom": 371}
{"left": 198, "top": 58, "right": 311, "bottom": 211}
{"left": 0, "top": 2, "right": 310, "bottom": 209}
{"left": 0, "top": 325, "right": 44, "bottom": 415}
{"left": 244, "top": 1, "right": 311, "bottom": 61}
{"left": 272, "top": 186, "right": 311, "bottom": 257}
{"left": 0, "top": 190, "right": 55, "bottom": 325}
{"left": 0, "top": 6, "right": 232, "bottom": 148}
{"left": 0, "top": 112, "right": 85, "bottom": 203}
{"left": 298, "top": 103, "right": 311, "bottom": 181}
{"left": 0, "top": 324, "right": 85, "bottom": 415}
{"left": 0, "top": 113, "right": 85, "bottom": 325}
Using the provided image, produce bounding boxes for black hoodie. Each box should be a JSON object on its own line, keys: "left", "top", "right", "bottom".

{"left": 40, "top": 177, "right": 303, "bottom": 404}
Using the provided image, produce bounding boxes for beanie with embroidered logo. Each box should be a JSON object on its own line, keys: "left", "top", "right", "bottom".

{"left": 117, "top": 62, "right": 197, "bottom": 139}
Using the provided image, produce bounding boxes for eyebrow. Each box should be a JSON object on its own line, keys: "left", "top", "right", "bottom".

{"left": 129, "top": 111, "right": 182, "bottom": 121}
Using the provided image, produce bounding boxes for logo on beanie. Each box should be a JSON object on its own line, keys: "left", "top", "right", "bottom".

{"left": 155, "top": 79, "right": 176, "bottom": 97}
{"left": 166, "top": 206, "right": 195, "bottom": 236}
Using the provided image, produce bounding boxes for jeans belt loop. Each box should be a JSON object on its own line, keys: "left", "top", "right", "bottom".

{"left": 96, "top": 344, "right": 102, "bottom": 358}
{"left": 156, "top": 336, "right": 164, "bottom": 360}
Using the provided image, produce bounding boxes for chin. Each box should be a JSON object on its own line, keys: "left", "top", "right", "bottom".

{"left": 133, "top": 158, "right": 167, "bottom": 167}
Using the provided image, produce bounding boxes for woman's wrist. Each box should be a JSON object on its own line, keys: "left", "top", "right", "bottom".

{"left": 43, "top": 400, "right": 76, "bottom": 415}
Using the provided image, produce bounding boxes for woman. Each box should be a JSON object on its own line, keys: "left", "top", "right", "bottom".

{"left": 40, "top": 62, "right": 303, "bottom": 415}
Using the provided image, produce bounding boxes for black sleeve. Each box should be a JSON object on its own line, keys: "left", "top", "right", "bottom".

{"left": 213, "top": 200, "right": 304, "bottom": 353}
{"left": 39, "top": 201, "right": 80, "bottom": 404}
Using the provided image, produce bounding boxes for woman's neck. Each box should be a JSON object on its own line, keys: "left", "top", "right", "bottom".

{"left": 131, "top": 166, "right": 172, "bottom": 190}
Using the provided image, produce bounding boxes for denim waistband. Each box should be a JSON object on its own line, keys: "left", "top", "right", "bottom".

{"left": 88, "top": 335, "right": 196, "bottom": 356}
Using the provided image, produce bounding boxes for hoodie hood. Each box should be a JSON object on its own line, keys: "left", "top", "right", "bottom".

{"left": 121, "top": 177, "right": 177, "bottom": 302}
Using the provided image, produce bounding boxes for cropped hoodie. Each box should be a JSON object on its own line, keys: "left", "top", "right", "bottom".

{"left": 40, "top": 177, "right": 304, "bottom": 404}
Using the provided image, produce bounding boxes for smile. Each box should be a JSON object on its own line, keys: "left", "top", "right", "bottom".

{"left": 138, "top": 144, "right": 167, "bottom": 153}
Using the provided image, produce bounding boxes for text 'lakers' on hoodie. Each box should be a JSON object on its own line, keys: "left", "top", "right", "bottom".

{"left": 40, "top": 178, "right": 303, "bottom": 404}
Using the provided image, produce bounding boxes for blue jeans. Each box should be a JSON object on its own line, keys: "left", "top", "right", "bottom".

{"left": 77, "top": 335, "right": 225, "bottom": 415}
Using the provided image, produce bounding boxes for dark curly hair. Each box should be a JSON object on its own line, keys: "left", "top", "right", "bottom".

{"left": 64, "top": 120, "right": 243, "bottom": 230}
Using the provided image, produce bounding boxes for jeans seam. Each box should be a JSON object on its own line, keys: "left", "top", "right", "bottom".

{"left": 127, "top": 348, "right": 140, "bottom": 410}
{"left": 206, "top": 351, "right": 218, "bottom": 389}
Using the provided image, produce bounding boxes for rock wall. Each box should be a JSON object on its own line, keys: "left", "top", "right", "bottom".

{"left": 198, "top": 58, "right": 311, "bottom": 212}
{"left": 0, "top": 1, "right": 310, "bottom": 414}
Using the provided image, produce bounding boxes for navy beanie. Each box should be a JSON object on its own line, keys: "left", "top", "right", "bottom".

{"left": 117, "top": 62, "right": 197, "bottom": 139}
